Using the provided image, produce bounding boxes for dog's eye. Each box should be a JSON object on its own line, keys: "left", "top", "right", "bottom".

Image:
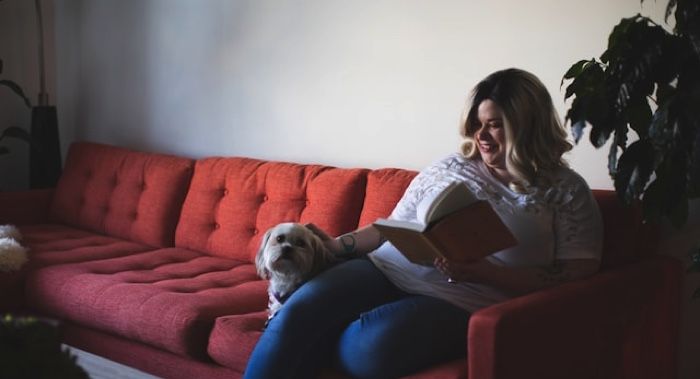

{"left": 295, "top": 239, "right": 306, "bottom": 248}
{"left": 276, "top": 235, "right": 285, "bottom": 243}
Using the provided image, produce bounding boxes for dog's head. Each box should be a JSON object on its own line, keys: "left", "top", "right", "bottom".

{"left": 255, "top": 223, "right": 332, "bottom": 281}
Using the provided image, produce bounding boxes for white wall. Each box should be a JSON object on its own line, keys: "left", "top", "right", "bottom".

{"left": 2, "top": 0, "right": 698, "bottom": 378}
{"left": 50, "top": 0, "right": 669, "bottom": 189}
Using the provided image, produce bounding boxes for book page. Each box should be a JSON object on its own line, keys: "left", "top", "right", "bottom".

{"left": 417, "top": 182, "right": 478, "bottom": 225}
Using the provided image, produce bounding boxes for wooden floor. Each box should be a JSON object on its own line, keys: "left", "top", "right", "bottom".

{"left": 63, "top": 345, "right": 161, "bottom": 379}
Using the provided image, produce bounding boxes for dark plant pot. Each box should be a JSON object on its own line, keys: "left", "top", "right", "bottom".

{"left": 29, "top": 106, "right": 61, "bottom": 189}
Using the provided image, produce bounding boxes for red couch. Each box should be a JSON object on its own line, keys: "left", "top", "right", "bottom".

{"left": 0, "top": 142, "right": 682, "bottom": 379}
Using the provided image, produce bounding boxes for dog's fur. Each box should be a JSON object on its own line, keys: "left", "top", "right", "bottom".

{"left": 0, "top": 225, "right": 28, "bottom": 272}
{"left": 0, "top": 225, "right": 22, "bottom": 241}
{"left": 255, "top": 223, "right": 336, "bottom": 327}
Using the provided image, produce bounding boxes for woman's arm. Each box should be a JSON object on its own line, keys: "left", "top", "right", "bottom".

{"left": 306, "top": 224, "right": 386, "bottom": 257}
{"left": 434, "top": 257, "right": 600, "bottom": 296}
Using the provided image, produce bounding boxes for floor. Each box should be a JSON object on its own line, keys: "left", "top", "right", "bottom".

{"left": 63, "top": 345, "right": 161, "bottom": 379}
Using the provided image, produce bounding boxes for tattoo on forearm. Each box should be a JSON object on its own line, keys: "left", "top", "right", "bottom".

{"left": 339, "top": 234, "right": 357, "bottom": 254}
{"left": 537, "top": 261, "right": 572, "bottom": 285}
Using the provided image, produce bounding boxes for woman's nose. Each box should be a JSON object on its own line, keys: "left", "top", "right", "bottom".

{"left": 476, "top": 126, "right": 491, "bottom": 141}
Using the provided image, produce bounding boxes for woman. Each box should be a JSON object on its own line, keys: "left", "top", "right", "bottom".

{"left": 243, "top": 68, "right": 603, "bottom": 379}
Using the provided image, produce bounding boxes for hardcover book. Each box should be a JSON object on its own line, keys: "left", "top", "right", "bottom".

{"left": 373, "top": 181, "right": 517, "bottom": 265}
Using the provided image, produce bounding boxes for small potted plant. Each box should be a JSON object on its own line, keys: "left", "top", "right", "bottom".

{"left": 0, "top": 315, "right": 89, "bottom": 379}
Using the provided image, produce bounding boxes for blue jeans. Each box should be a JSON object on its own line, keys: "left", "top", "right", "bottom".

{"left": 243, "top": 258, "right": 471, "bottom": 379}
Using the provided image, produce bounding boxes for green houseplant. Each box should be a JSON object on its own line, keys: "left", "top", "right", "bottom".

{"left": 0, "top": 315, "right": 89, "bottom": 379}
{"left": 0, "top": 58, "right": 32, "bottom": 156}
{"left": 561, "top": 0, "right": 700, "bottom": 295}
{"left": 0, "top": 0, "right": 61, "bottom": 188}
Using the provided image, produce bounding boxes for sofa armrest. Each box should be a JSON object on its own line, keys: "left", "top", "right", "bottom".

{"left": 0, "top": 189, "right": 54, "bottom": 225}
{"left": 467, "top": 255, "right": 682, "bottom": 379}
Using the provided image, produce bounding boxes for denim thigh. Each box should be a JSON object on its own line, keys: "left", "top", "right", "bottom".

{"left": 243, "top": 258, "right": 404, "bottom": 379}
{"left": 335, "top": 294, "right": 470, "bottom": 379}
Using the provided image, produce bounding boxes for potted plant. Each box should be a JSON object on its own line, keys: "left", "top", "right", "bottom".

{"left": 561, "top": 0, "right": 699, "bottom": 295}
{"left": 0, "top": 0, "right": 61, "bottom": 189}
{"left": 0, "top": 315, "right": 89, "bottom": 379}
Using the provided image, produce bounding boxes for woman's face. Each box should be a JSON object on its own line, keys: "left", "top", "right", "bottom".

{"left": 474, "top": 99, "right": 507, "bottom": 172}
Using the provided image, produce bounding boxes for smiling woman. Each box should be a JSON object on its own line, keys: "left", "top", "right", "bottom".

{"left": 460, "top": 68, "right": 573, "bottom": 194}
{"left": 243, "top": 68, "right": 603, "bottom": 379}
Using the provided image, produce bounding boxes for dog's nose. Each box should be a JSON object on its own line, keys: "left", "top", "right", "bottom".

{"left": 281, "top": 245, "right": 294, "bottom": 257}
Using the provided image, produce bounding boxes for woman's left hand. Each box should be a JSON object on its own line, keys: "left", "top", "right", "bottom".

{"left": 433, "top": 257, "right": 497, "bottom": 283}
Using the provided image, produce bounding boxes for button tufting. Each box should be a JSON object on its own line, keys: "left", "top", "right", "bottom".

{"left": 222, "top": 189, "right": 229, "bottom": 196}
{"left": 252, "top": 228, "right": 259, "bottom": 235}
{"left": 213, "top": 223, "right": 221, "bottom": 230}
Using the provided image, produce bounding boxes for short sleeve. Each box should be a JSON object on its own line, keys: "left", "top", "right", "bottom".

{"left": 553, "top": 172, "right": 603, "bottom": 261}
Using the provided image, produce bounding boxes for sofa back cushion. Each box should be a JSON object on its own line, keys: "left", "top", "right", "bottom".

{"left": 357, "top": 168, "right": 417, "bottom": 227}
{"left": 592, "top": 190, "right": 658, "bottom": 268}
{"left": 175, "top": 157, "right": 368, "bottom": 261}
{"left": 49, "top": 142, "right": 195, "bottom": 247}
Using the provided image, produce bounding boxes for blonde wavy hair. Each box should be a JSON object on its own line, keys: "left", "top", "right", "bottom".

{"left": 460, "top": 68, "right": 572, "bottom": 192}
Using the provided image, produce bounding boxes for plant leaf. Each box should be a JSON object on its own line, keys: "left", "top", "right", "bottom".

{"left": 571, "top": 119, "right": 587, "bottom": 144}
{"left": 0, "top": 126, "right": 31, "bottom": 143}
{"left": 561, "top": 59, "right": 592, "bottom": 88}
{"left": 615, "top": 139, "right": 656, "bottom": 204}
{"left": 627, "top": 97, "right": 653, "bottom": 138}
{"left": 689, "top": 249, "right": 700, "bottom": 273}
{"left": 0, "top": 79, "right": 32, "bottom": 108}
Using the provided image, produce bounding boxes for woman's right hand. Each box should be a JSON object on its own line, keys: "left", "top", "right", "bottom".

{"left": 305, "top": 223, "right": 344, "bottom": 254}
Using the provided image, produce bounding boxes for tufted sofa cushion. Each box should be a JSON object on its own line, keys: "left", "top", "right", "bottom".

{"left": 25, "top": 248, "right": 267, "bottom": 359}
{"left": 207, "top": 311, "right": 267, "bottom": 374}
{"left": 19, "top": 224, "right": 154, "bottom": 269}
{"left": 175, "top": 157, "right": 368, "bottom": 261}
{"left": 49, "top": 142, "right": 195, "bottom": 248}
{"left": 357, "top": 168, "right": 417, "bottom": 227}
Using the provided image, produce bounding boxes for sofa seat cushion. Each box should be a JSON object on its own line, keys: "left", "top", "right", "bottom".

{"left": 49, "top": 142, "right": 195, "bottom": 248}
{"left": 207, "top": 311, "right": 267, "bottom": 373}
{"left": 206, "top": 312, "right": 469, "bottom": 378}
{"left": 25, "top": 248, "right": 268, "bottom": 359}
{"left": 175, "top": 157, "right": 368, "bottom": 261}
{"left": 19, "top": 224, "right": 154, "bottom": 269}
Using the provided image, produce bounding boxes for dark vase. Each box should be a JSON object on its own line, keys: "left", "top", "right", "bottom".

{"left": 29, "top": 105, "right": 61, "bottom": 189}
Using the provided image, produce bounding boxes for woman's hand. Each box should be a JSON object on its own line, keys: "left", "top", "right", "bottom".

{"left": 434, "top": 256, "right": 601, "bottom": 295}
{"left": 433, "top": 257, "right": 497, "bottom": 284}
{"left": 305, "top": 223, "right": 344, "bottom": 254}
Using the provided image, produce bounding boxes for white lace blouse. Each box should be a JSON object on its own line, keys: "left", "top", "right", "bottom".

{"left": 368, "top": 153, "right": 603, "bottom": 312}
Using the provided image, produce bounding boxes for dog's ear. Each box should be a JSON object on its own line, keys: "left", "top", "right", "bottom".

{"left": 308, "top": 233, "right": 333, "bottom": 276}
{"left": 255, "top": 228, "right": 273, "bottom": 279}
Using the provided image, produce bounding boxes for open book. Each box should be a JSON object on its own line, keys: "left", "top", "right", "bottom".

{"left": 373, "top": 182, "right": 517, "bottom": 265}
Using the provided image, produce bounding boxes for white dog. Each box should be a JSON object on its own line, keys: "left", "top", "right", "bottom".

{"left": 0, "top": 225, "right": 28, "bottom": 272}
{"left": 256, "top": 222, "right": 336, "bottom": 327}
